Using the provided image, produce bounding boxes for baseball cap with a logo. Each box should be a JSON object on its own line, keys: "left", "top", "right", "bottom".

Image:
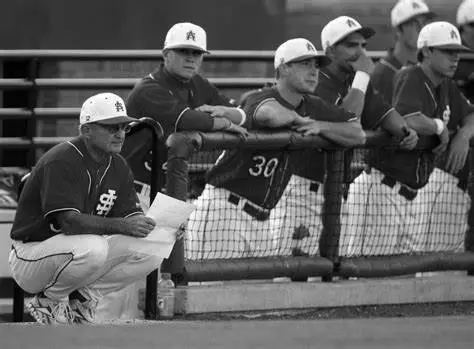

{"left": 163, "top": 22, "right": 209, "bottom": 53}
{"left": 79, "top": 93, "right": 135, "bottom": 125}
{"left": 457, "top": 0, "right": 474, "bottom": 27}
{"left": 417, "top": 21, "right": 471, "bottom": 51}
{"left": 321, "top": 16, "right": 375, "bottom": 51}
{"left": 274, "top": 38, "right": 331, "bottom": 69}
{"left": 391, "top": 0, "right": 435, "bottom": 28}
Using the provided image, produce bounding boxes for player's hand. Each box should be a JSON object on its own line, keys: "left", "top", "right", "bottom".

{"left": 293, "top": 120, "right": 322, "bottom": 136}
{"left": 432, "top": 127, "right": 450, "bottom": 156}
{"left": 292, "top": 115, "right": 314, "bottom": 127}
{"left": 349, "top": 51, "right": 375, "bottom": 75}
{"left": 404, "top": 112, "right": 438, "bottom": 135}
{"left": 445, "top": 129, "right": 471, "bottom": 174}
{"left": 196, "top": 104, "right": 232, "bottom": 118}
{"left": 123, "top": 215, "right": 156, "bottom": 238}
{"left": 224, "top": 122, "right": 249, "bottom": 139}
{"left": 398, "top": 127, "right": 418, "bottom": 150}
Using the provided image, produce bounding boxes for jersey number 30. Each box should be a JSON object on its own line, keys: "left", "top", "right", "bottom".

{"left": 249, "top": 156, "right": 279, "bottom": 177}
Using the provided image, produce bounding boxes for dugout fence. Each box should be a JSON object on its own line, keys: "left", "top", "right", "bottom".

{"left": 166, "top": 130, "right": 474, "bottom": 282}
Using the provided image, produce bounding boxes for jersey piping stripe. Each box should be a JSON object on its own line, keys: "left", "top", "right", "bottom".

{"left": 98, "top": 157, "right": 112, "bottom": 187}
{"left": 423, "top": 82, "right": 438, "bottom": 111}
{"left": 44, "top": 207, "right": 80, "bottom": 219}
{"left": 375, "top": 107, "right": 395, "bottom": 128}
{"left": 124, "top": 211, "right": 142, "bottom": 218}
{"left": 67, "top": 141, "right": 84, "bottom": 158}
{"left": 253, "top": 98, "right": 278, "bottom": 122}
{"left": 236, "top": 107, "right": 247, "bottom": 126}
{"left": 11, "top": 244, "right": 74, "bottom": 292}
{"left": 175, "top": 107, "right": 190, "bottom": 132}
{"left": 379, "top": 59, "right": 399, "bottom": 73}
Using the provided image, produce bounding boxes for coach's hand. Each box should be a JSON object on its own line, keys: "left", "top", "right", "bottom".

{"left": 124, "top": 215, "right": 156, "bottom": 238}
{"left": 196, "top": 104, "right": 232, "bottom": 118}
{"left": 293, "top": 120, "right": 322, "bottom": 136}
{"left": 432, "top": 127, "right": 449, "bottom": 156}
{"left": 398, "top": 127, "right": 418, "bottom": 150}
{"left": 446, "top": 129, "right": 471, "bottom": 174}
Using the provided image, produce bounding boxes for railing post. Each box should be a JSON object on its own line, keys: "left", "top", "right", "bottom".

{"left": 162, "top": 132, "right": 201, "bottom": 286}
{"left": 26, "top": 58, "right": 39, "bottom": 168}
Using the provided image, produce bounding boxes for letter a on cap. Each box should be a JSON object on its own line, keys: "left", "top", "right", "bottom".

{"left": 306, "top": 42, "right": 315, "bottom": 52}
{"left": 347, "top": 19, "right": 356, "bottom": 27}
{"left": 186, "top": 30, "right": 196, "bottom": 41}
{"left": 412, "top": 1, "right": 421, "bottom": 9}
{"left": 451, "top": 29, "right": 458, "bottom": 40}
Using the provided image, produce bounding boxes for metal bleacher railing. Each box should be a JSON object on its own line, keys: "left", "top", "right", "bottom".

{"left": 2, "top": 50, "right": 474, "bottom": 321}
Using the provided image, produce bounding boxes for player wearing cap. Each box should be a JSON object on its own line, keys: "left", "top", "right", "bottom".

{"left": 455, "top": 0, "right": 474, "bottom": 102}
{"left": 345, "top": 22, "right": 474, "bottom": 256}
{"left": 9, "top": 93, "right": 163, "bottom": 325}
{"left": 123, "top": 22, "right": 248, "bottom": 211}
{"left": 372, "top": 0, "right": 435, "bottom": 103}
{"left": 273, "top": 16, "right": 418, "bottom": 258}
{"left": 186, "top": 38, "right": 366, "bottom": 259}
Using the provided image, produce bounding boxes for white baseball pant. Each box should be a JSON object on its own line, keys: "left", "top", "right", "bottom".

{"left": 341, "top": 168, "right": 469, "bottom": 256}
{"left": 270, "top": 175, "right": 324, "bottom": 256}
{"left": 9, "top": 233, "right": 162, "bottom": 321}
{"left": 186, "top": 184, "right": 276, "bottom": 259}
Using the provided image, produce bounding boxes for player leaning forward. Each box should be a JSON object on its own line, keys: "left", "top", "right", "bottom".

{"left": 343, "top": 22, "right": 474, "bottom": 256}
{"left": 9, "top": 93, "right": 163, "bottom": 325}
{"left": 186, "top": 38, "right": 366, "bottom": 259}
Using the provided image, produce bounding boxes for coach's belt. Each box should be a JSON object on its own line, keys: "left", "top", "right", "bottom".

{"left": 228, "top": 193, "right": 270, "bottom": 221}
{"left": 381, "top": 176, "right": 417, "bottom": 201}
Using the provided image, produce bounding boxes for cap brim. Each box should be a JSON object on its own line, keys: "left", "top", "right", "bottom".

{"left": 287, "top": 54, "right": 332, "bottom": 67}
{"left": 164, "top": 44, "right": 209, "bottom": 54}
{"left": 96, "top": 115, "right": 136, "bottom": 125}
{"left": 435, "top": 43, "right": 472, "bottom": 52}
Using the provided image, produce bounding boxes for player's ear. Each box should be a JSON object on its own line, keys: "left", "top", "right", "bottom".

{"left": 80, "top": 124, "right": 92, "bottom": 138}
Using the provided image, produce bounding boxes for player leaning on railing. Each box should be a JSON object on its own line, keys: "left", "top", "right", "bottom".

{"left": 273, "top": 16, "right": 419, "bottom": 260}
{"left": 186, "top": 38, "right": 366, "bottom": 260}
{"left": 344, "top": 22, "right": 474, "bottom": 256}
{"left": 123, "top": 22, "right": 248, "bottom": 211}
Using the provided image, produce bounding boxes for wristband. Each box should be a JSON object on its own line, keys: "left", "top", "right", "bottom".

{"left": 351, "top": 71, "right": 370, "bottom": 94}
{"left": 433, "top": 118, "right": 445, "bottom": 135}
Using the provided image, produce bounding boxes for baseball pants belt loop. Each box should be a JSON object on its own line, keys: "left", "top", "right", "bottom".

{"left": 309, "top": 181, "right": 320, "bottom": 193}
{"left": 381, "top": 175, "right": 417, "bottom": 201}
{"left": 228, "top": 193, "right": 270, "bottom": 221}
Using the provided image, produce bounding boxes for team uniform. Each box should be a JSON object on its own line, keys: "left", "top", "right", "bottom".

{"left": 186, "top": 87, "right": 301, "bottom": 259}
{"left": 274, "top": 68, "right": 392, "bottom": 256}
{"left": 9, "top": 137, "right": 161, "bottom": 321}
{"left": 124, "top": 65, "right": 244, "bottom": 210}
{"left": 345, "top": 65, "right": 472, "bottom": 256}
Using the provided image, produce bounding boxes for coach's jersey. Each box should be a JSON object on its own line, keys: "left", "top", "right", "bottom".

{"left": 372, "top": 65, "right": 474, "bottom": 189}
{"left": 123, "top": 65, "right": 236, "bottom": 183}
{"left": 11, "top": 137, "right": 142, "bottom": 242}
{"left": 294, "top": 68, "right": 391, "bottom": 182}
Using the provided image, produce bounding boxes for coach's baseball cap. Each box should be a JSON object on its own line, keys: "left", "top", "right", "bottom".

{"left": 163, "top": 22, "right": 209, "bottom": 53}
{"left": 321, "top": 16, "right": 375, "bottom": 51}
{"left": 457, "top": 0, "right": 474, "bottom": 27}
{"left": 79, "top": 93, "right": 135, "bottom": 125}
{"left": 417, "top": 21, "right": 471, "bottom": 51}
{"left": 391, "top": 0, "right": 435, "bottom": 28}
{"left": 274, "top": 38, "right": 330, "bottom": 69}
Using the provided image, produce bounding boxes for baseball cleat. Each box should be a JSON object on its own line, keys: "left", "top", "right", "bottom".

{"left": 26, "top": 295, "right": 75, "bottom": 325}
{"left": 69, "top": 287, "right": 101, "bottom": 324}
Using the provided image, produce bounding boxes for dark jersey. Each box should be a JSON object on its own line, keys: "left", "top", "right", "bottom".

{"left": 11, "top": 137, "right": 142, "bottom": 242}
{"left": 123, "top": 65, "right": 238, "bottom": 183}
{"left": 295, "top": 68, "right": 391, "bottom": 182}
{"left": 372, "top": 65, "right": 474, "bottom": 189}
{"left": 206, "top": 87, "right": 356, "bottom": 208}
{"left": 454, "top": 55, "right": 474, "bottom": 103}
{"left": 371, "top": 50, "right": 405, "bottom": 104}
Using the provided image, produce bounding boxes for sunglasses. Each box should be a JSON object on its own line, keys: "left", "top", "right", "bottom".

{"left": 94, "top": 123, "right": 132, "bottom": 134}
